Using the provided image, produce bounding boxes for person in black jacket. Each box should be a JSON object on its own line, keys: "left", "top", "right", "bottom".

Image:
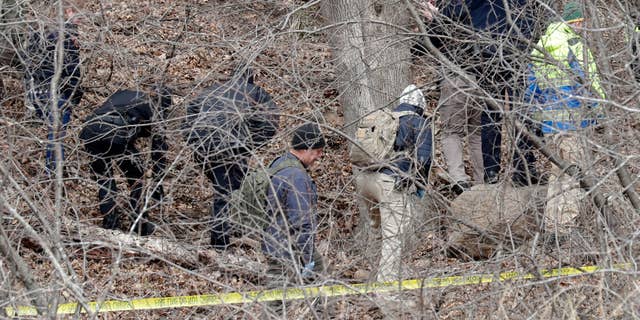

{"left": 79, "top": 88, "right": 170, "bottom": 236}
{"left": 23, "top": 6, "right": 82, "bottom": 175}
{"left": 184, "top": 66, "right": 279, "bottom": 249}
{"left": 420, "top": 0, "right": 543, "bottom": 187}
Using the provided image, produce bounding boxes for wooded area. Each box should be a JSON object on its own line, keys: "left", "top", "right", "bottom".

{"left": 1, "top": 0, "right": 639, "bottom": 318}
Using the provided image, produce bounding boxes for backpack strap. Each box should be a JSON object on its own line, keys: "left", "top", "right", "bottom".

{"left": 388, "top": 110, "right": 420, "bottom": 159}
{"left": 268, "top": 157, "right": 305, "bottom": 176}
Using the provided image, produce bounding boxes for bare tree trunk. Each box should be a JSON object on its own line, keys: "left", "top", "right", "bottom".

{"left": 321, "top": 0, "right": 412, "bottom": 268}
{"left": 321, "top": 0, "right": 412, "bottom": 133}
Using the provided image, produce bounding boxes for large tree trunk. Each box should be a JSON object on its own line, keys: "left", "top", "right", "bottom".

{"left": 321, "top": 0, "right": 412, "bottom": 267}
{"left": 321, "top": 0, "right": 412, "bottom": 133}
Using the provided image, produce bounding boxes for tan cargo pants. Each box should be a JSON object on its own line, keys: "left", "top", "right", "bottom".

{"left": 355, "top": 171, "right": 414, "bottom": 282}
{"left": 439, "top": 74, "right": 485, "bottom": 183}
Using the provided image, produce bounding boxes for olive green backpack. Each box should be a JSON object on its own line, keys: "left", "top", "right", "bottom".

{"left": 229, "top": 158, "right": 305, "bottom": 235}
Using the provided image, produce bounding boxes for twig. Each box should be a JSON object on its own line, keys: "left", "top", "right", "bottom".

{"left": 0, "top": 223, "right": 47, "bottom": 315}
{"left": 405, "top": 1, "right": 615, "bottom": 227}
{"left": 59, "top": 215, "right": 264, "bottom": 273}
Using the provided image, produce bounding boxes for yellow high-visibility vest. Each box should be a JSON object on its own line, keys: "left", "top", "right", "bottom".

{"left": 530, "top": 22, "right": 605, "bottom": 99}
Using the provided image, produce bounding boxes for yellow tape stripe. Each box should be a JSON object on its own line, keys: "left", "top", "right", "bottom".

{"left": 4, "top": 263, "right": 631, "bottom": 316}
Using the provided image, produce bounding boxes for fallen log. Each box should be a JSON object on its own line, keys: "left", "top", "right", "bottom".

{"left": 58, "top": 216, "right": 264, "bottom": 273}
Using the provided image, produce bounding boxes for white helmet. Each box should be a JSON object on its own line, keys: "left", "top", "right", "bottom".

{"left": 399, "top": 84, "right": 426, "bottom": 110}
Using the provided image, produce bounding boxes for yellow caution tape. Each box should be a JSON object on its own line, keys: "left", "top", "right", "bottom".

{"left": 4, "top": 263, "right": 632, "bottom": 316}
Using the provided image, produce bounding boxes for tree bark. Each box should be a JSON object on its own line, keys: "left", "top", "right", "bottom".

{"left": 321, "top": 0, "right": 413, "bottom": 259}
{"left": 321, "top": 0, "right": 412, "bottom": 134}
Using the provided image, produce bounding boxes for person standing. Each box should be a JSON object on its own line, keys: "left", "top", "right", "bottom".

{"left": 183, "top": 66, "right": 279, "bottom": 249}
{"left": 354, "top": 85, "right": 432, "bottom": 284}
{"left": 525, "top": 2, "right": 606, "bottom": 234}
{"left": 23, "top": 5, "right": 82, "bottom": 175}
{"left": 79, "top": 88, "right": 171, "bottom": 236}
{"left": 420, "top": 0, "right": 541, "bottom": 187}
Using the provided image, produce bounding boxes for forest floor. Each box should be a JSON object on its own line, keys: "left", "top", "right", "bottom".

{"left": 1, "top": 1, "right": 640, "bottom": 319}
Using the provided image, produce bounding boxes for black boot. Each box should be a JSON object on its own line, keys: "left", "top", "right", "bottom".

{"left": 484, "top": 170, "right": 499, "bottom": 184}
{"left": 102, "top": 211, "right": 121, "bottom": 230}
{"left": 130, "top": 211, "right": 156, "bottom": 236}
{"left": 451, "top": 181, "right": 472, "bottom": 196}
{"left": 512, "top": 167, "right": 543, "bottom": 187}
{"left": 134, "top": 220, "right": 156, "bottom": 236}
{"left": 211, "top": 231, "right": 230, "bottom": 250}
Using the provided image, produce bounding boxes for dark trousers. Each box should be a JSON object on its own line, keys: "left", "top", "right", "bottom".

{"left": 632, "top": 42, "right": 639, "bottom": 82}
{"left": 195, "top": 152, "right": 248, "bottom": 246}
{"left": 84, "top": 136, "right": 145, "bottom": 227}
{"left": 480, "top": 88, "right": 540, "bottom": 184}
{"left": 481, "top": 109, "right": 502, "bottom": 177}
{"left": 512, "top": 118, "right": 543, "bottom": 185}
{"left": 45, "top": 106, "right": 72, "bottom": 175}
{"left": 29, "top": 90, "right": 74, "bottom": 175}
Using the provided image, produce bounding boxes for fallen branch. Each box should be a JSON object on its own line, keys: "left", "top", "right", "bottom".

{"left": 59, "top": 216, "right": 264, "bottom": 274}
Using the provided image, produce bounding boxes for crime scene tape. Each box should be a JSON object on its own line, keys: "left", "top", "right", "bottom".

{"left": 4, "top": 263, "right": 632, "bottom": 316}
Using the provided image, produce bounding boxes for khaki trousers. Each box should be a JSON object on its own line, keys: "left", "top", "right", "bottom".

{"left": 439, "top": 74, "right": 484, "bottom": 183}
{"left": 544, "top": 134, "right": 583, "bottom": 234}
{"left": 355, "top": 171, "right": 414, "bottom": 282}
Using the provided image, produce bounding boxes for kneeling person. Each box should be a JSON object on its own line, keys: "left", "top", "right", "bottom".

{"left": 183, "top": 67, "right": 279, "bottom": 249}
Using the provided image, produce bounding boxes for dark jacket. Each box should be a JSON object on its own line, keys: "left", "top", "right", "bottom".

{"left": 262, "top": 152, "right": 318, "bottom": 266}
{"left": 427, "top": 0, "right": 539, "bottom": 75}
{"left": 24, "top": 23, "right": 82, "bottom": 105}
{"left": 79, "top": 90, "right": 168, "bottom": 175}
{"left": 184, "top": 72, "right": 279, "bottom": 161}
{"left": 381, "top": 103, "right": 432, "bottom": 187}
